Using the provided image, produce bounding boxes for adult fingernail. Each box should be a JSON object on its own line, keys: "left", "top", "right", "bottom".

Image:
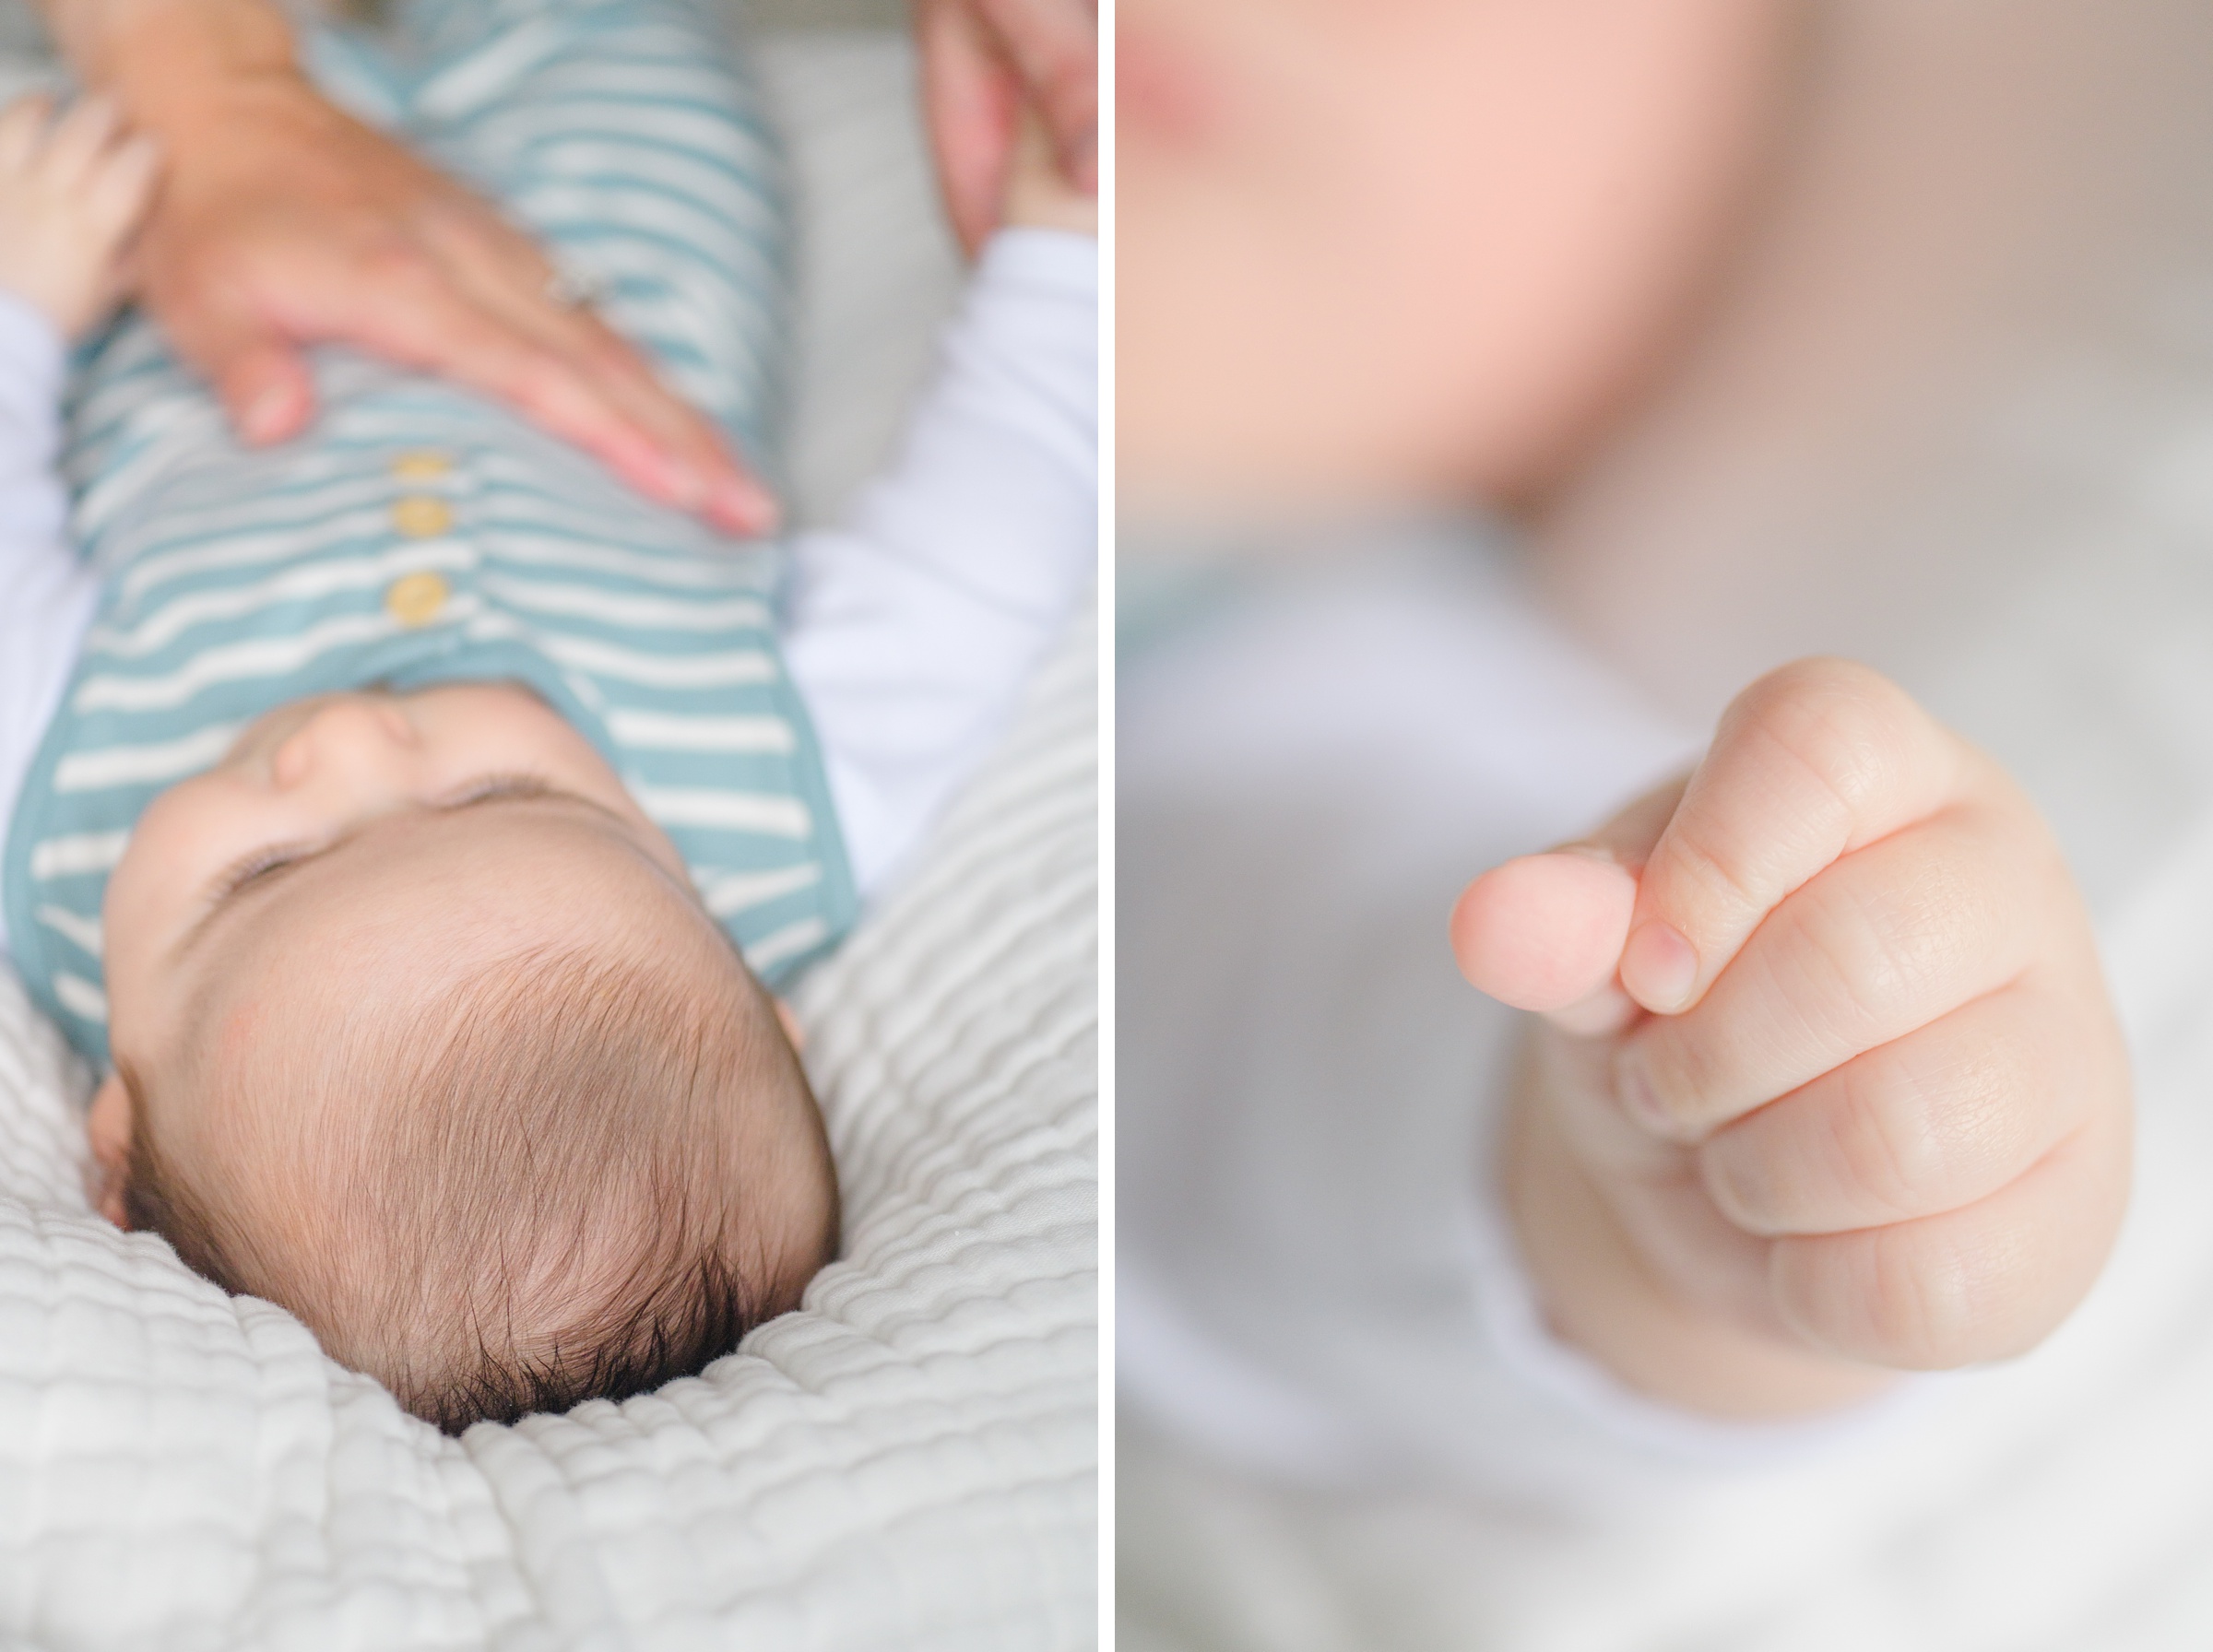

{"left": 1621, "top": 920, "right": 1698, "bottom": 1014}
{"left": 240, "top": 385, "right": 294, "bottom": 444}
{"left": 651, "top": 454, "right": 706, "bottom": 509}
{"left": 711, "top": 477, "right": 777, "bottom": 535}
{"left": 1615, "top": 1047, "right": 1675, "bottom": 1137}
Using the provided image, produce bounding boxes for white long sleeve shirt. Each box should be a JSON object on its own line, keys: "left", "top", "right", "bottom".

{"left": 0, "top": 226, "right": 1096, "bottom": 952}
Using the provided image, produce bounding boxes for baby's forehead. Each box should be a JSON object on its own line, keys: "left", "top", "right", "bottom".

{"left": 225, "top": 797, "right": 690, "bottom": 971}
{"left": 178, "top": 803, "right": 722, "bottom": 1103}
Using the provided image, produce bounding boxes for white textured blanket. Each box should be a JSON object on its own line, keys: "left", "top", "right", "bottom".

{"left": 0, "top": 26, "right": 1095, "bottom": 1650}
{"left": 0, "top": 614, "right": 1095, "bottom": 1647}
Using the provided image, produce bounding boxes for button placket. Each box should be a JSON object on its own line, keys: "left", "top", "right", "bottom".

{"left": 385, "top": 449, "right": 460, "bottom": 627}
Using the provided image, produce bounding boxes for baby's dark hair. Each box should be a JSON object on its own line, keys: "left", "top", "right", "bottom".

{"left": 120, "top": 939, "right": 837, "bottom": 1434}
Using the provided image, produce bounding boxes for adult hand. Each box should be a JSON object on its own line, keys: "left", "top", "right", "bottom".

{"left": 915, "top": 0, "right": 1096, "bottom": 256}
{"left": 128, "top": 70, "right": 777, "bottom": 534}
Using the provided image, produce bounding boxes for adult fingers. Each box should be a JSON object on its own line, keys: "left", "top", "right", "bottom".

{"left": 1451, "top": 773, "right": 1685, "bottom": 1035}
{"left": 1697, "top": 977, "right": 2090, "bottom": 1236}
{"left": 305, "top": 244, "right": 739, "bottom": 523}
{"left": 1619, "top": 797, "right": 2052, "bottom": 1139}
{"left": 40, "top": 93, "right": 118, "bottom": 189}
{"left": 976, "top": 0, "right": 1098, "bottom": 190}
{"left": 917, "top": 0, "right": 1020, "bottom": 255}
{"left": 84, "top": 132, "right": 162, "bottom": 239}
{"left": 153, "top": 270, "right": 319, "bottom": 443}
{"left": 417, "top": 206, "right": 775, "bottom": 531}
{"left": 1620, "top": 658, "right": 1969, "bottom": 1017}
{"left": 0, "top": 94, "right": 53, "bottom": 171}
{"left": 1769, "top": 1100, "right": 2131, "bottom": 1367}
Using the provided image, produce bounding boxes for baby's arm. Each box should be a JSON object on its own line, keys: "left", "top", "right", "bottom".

{"left": 781, "top": 109, "right": 1095, "bottom": 893}
{"left": 1452, "top": 659, "right": 2132, "bottom": 1418}
{"left": 0, "top": 97, "right": 160, "bottom": 955}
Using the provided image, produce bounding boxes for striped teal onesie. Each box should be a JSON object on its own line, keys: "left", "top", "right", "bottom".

{"left": 2, "top": 0, "right": 858, "bottom": 1068}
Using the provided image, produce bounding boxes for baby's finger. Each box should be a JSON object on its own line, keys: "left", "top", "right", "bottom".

{"left": 0, "top": 94, "right": 53, "bottom": 171}
{"left": 1451, "top": 852, "right": 1637, "bottom": 1016}
{"left": 1618, "top": 796, "right": 2050, "bottom": 1139}
{"left": 40, "top": 94, "right": 119, "bottom": 190}
{"left": 1696, "top": 977, "right": 2093, "bottom": 1236}
{"left": 1451, "top": 774, "right": 1685, "bottom": 1033}
{"left": 1620, "top": 659, "right": 1967, "bottom": 1017}
{"left": 1768, "top": 1096, "right": 2130, "bottom": 1367}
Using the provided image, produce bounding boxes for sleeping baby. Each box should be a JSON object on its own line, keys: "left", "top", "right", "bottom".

{"left": 0, "top": 0, "right": 1095, "bottom": 1432}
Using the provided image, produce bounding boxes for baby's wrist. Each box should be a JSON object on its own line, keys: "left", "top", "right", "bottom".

{"left": 0, "top": 280, "right": 74, "bottom": 358}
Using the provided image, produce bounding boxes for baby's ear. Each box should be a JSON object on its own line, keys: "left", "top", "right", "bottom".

{"left": 85, "top": 1072, "right": 133, "bottom": 1228}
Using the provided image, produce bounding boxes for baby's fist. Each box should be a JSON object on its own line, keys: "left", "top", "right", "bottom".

{"left": 0, "top": 94, "right": 160, "bottom": 339}
{"left": 1455, "top": 659, "right": 2131, "bottom": 1399}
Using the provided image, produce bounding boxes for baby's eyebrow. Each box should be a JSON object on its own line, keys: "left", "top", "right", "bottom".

{"left": 172, "top": 783, "right": 603, "bottom": 964}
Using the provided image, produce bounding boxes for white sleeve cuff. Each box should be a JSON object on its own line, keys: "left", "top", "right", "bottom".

{"left": 784, "top": 222, "right": 1097, "bottom": 897}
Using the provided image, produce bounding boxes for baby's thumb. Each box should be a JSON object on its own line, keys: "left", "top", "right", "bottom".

{"left": 1449, "top": 774, "right": 1687, "bottom": 1035}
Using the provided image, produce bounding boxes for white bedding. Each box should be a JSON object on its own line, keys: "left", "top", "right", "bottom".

{"left": 0, "top": 27, "right": 1095, "bottom": 1650}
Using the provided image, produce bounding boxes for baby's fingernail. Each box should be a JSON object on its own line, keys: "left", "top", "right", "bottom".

{"left": 1621, "top": 920, "right": 1698, "bottom": 1014}
{"left": 1615, "top": 1048, "right": 1675, "bottom": 1136}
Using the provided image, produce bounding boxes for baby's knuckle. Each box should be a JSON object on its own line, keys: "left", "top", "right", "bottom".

{"left": 1664, "top": 824, "right": 1769, "bottom": 926}
{"left": 1638, "top": 1032, "right": 1727, "bottom": 1138}
{"left": 1698, "top": 1133, "right": 1781, "bottom": 1232}
{"left": 1789, "top": 881, "right": 1904, "bottom": 1033}
{"left": 1825, "top": 1056, "right": 1936, "bottom": 1218}
{"left": 1847, "top": 1230, "right": 1968, "bottom": 1364}
{"left": 1879, "top": 1219, "right": 2037, "bottom": 1365}
{"left": 1738, "top": 659, "right": 1921, "bottom": 816}
{"left": 1814, "top": 869, "right": 1982, "bottom": 1037}
{"left": 1922, "top": 1038, "right": 2041, "bottom": 1192}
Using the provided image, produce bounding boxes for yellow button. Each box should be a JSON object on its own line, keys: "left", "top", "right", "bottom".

{"left": 385, "top": 571, "right": 450, "bottom": 628}
{"left": 392, "top": 495, "right": 454, "bottom": 538}
{"left": 391, "top": 450, "right": 452, "bottom": 480}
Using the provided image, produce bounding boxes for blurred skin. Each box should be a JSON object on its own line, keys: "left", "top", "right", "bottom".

{"left": 1118, "top": 0, "right": 1791, "bottom": 516}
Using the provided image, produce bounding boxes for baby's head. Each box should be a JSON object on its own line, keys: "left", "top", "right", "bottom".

{"left": 87, "top": 683, "right": 836, "bottom": 1432}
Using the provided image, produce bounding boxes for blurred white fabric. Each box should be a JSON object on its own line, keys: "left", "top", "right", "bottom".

{"left": 1120, "top": 3, "right": 2213, "bottom": 1646}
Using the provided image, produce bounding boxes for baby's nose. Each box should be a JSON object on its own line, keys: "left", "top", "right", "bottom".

{"left": 270, "top": 695, "right": 420, "bottom": 791}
